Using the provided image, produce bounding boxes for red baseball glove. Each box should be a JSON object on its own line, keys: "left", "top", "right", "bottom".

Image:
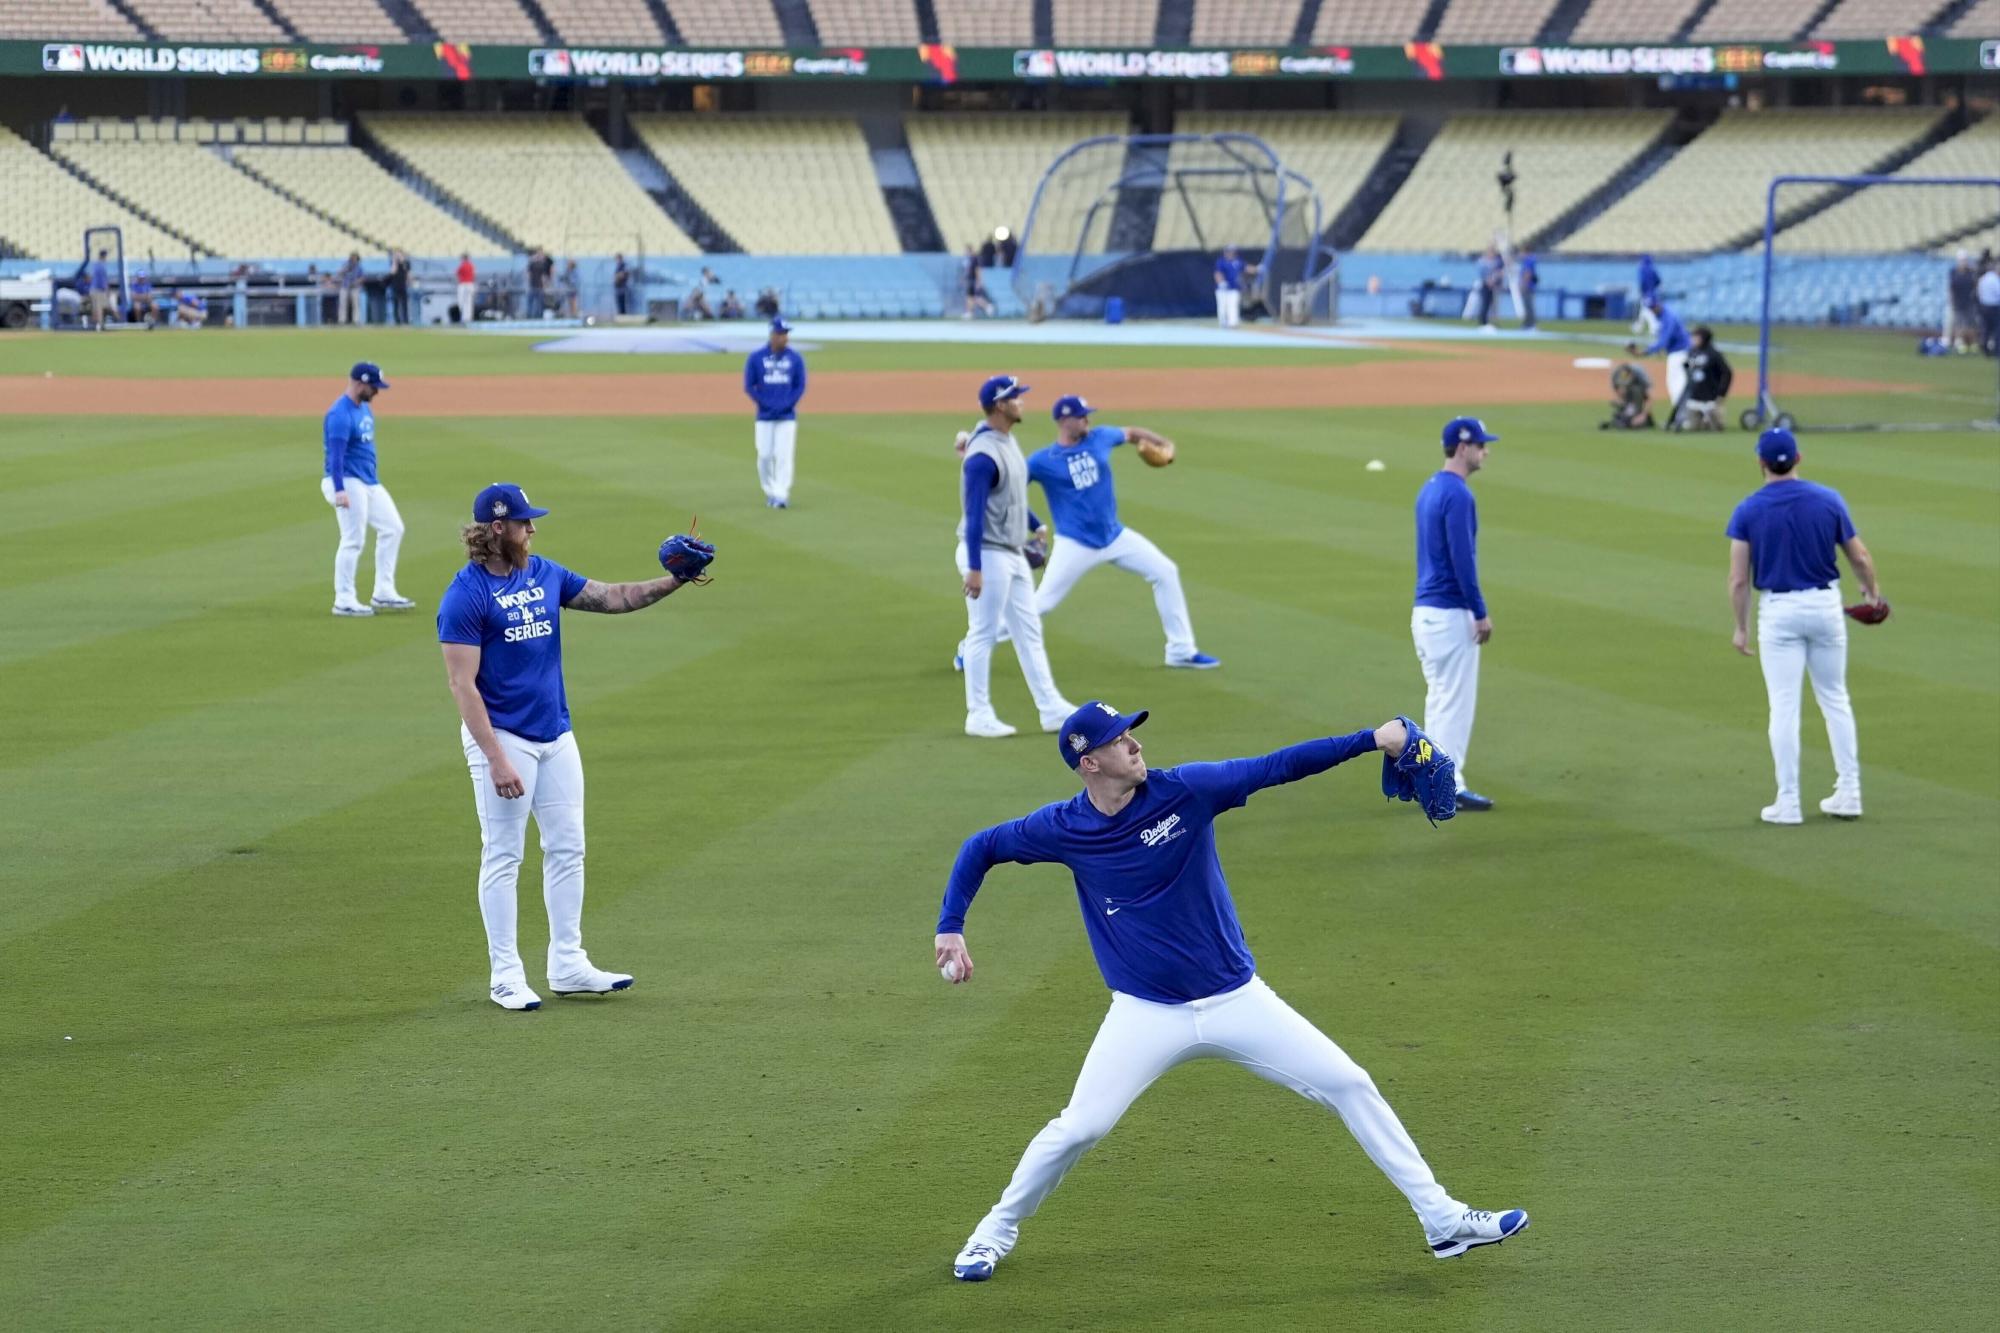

{"left": 1844, "top": 600, "right": 1890, "bottom": 625}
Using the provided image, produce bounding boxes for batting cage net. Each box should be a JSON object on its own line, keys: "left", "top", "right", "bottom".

{"left": 1749, "top": 174, "right": 2000, "bottom": 434}
{"left": 1014, "top": 134, "right": 1335, "bottom": 321}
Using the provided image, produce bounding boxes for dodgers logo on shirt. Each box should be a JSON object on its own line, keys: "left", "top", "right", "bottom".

{"left": 1066, "top": 452, "right": 1100, "bottom": 489}
{"left": 1139, "top": 812, "right": 1185, "bottom": 848}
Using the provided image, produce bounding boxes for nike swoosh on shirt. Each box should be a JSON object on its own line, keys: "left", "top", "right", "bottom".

{"left": 1105, "top": 908, "right": 1121, "bottom": 916}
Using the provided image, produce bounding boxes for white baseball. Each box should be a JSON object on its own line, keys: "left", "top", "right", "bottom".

{"left": 1365, "top": 459, "right": 1386, "bottom": 472}
{"left": 940, "top": 958, "right": 963, "bottom": 983}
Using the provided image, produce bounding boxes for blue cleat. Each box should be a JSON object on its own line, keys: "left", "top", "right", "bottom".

{"left": 1454, "top": 790, "right": 1495, "bottom": 811}
{"left": 1167, "top": 652, "right": 1222, "bottom": 670}
{"left": 953, "top": 1242, "right": 1001, "bottom": 1282}
{"left": 1429, "top": 1207, "right": 1529, "bottom": 1259}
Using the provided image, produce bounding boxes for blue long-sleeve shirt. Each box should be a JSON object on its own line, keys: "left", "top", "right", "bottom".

{"left": 1637, "top": 256, "right": 1660, "bottom": 299}
{"left": 323, "top": 394, "right": 379, "bottom": 489}
{"left": 744, "top": 346, "right": 806, "bottom": 420}
{"left": 936, "top": 731, "right": 1378, "bottom": 1003}
{"left": 1643, "top": 304, "right": 1690, "bottom": 356}
{"left": 959, "top": 453, "right": 1040, "bottom": 573}
{"left": 1413, "top": 470, "right": 1485, "bottom": 619}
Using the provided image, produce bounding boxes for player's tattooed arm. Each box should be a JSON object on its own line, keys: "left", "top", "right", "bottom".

{"left": 565, "top": 576, "right": 682, "bottom": 614}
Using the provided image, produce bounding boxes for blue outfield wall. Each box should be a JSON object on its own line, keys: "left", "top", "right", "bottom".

{"left": 0, "top": 251, "right": 1966, "bottom": 330}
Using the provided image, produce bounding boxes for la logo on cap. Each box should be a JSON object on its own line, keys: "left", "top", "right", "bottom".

{"left": 1095, "top": 702, "right": 1118, "bottom": 716}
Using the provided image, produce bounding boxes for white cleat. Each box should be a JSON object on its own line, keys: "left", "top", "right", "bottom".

{"left": 1038, "top": 701, "right": 1078, "bottom": 734}
{"left": 549, "top": 965, "right": 634, "bottom": 997}
{"left": 965, "top": 714, "right": 1017, "bottom": 739}
{"left": 490, "top": 978, "right": 542, "bottom": 1011}
{"left": 1429, "top": 1207, "right": 1529, "bottom": 1259}
{"left": 953, "top": 1241, "right": 1002, "bottom": 1282}
{"left": 1819, "top": 793, "right": 1862, "bottom": 820}
{"left": 370, "top": 594, "right": 417, "bottom": 611}
{"left": 331, "top": 602, "right": 374, "bottom": 618}
{"left": 1760, "top": 802, "right": 1803, "bottom": 826}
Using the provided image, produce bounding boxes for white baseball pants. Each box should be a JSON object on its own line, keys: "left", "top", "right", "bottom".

{"left": 1216, "top": 288, "right": 1241, "bottom": 328}
{"left": 1665, "top": 350, "right": 1689, "bottom": 407}
{"left": 457, "top": 281, "right": 476, "bottom": 321}
{"left": 1756, "top": 587, "right": 1860, "bottom": 806}
{"left": 460, "top": 724, "right": 592, "bottom": 984}
{"left": 755, "top": 419, "right": 797, "bottom": 504}
{"left": 1035, "top": 528, "right": 1197, "bottom": 663}
{"left": 1411, "top": 606, "right": 1480, "bottom": 791}
{"left": 966, "top": 976, "right": 1465, "bottom": 1255}
{"left": 956, "top": 543, "right": 1067, "bottom": 725}
{"left": 320, "top": 476, "right": 405, "bottom": 606}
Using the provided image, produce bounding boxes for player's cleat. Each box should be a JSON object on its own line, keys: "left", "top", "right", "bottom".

{"left": 490, "top": 979, "right": 542, "bottom": 1011}
{"left": 549, "top": 966, "right": 634, "bottom": 996}
{"left": 331, "top": 602, "right": 375, "bottom": 617}
{"left": 1454, "top": 790, "right": 1495, "bottom": 811}
{"left": 1760, "top": 801, "right": 1803, "bottom": 826}
{"left": 1039, "top": 703, "right": 1079, "bottom": 734}
{"left": 1428, "top": 1207, "right": 1529, "bottom": 1259}
{"left": 1819, "top": 792, "right": 1862, "bottom": 820}
{"left": 952, "top": 652, "right": 964, "bottom": 672}
{"left": 773, "top": 499, "right": 789, "bottom": 510}
{"left": 370, "top": 594, "right": 417, "bottom": 611}
{"left": 965, "top": 714, "right": 1018, "bottom": 739}
{"left": 953, "top": 1242, "right": 1002, "bottom": 1282}
{"left": 1166, "top": 652, "right": 1222, "bottom": 670}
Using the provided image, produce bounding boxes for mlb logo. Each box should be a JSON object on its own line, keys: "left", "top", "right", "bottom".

{"left": 1499, "top": 47, "right": 1542, "bottom": 75}
{"left": 1013, "top": 49, "right": 1055, "bottom": 78}
{"left": 43, "top": 44, "right": 85, "bottom": 73}
{"left": 1982, "top": 40, "right": 1998, "bottom": 71}
{"left": 528, "top": 48, "right": 571, "bottom": 77}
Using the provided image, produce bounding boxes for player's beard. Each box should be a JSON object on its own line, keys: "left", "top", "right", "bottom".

{"left": 502, "top": 527, "right": 533, "bottom": 570}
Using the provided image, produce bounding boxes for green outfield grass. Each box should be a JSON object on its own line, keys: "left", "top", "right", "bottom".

{"left": 3, "top": 332, "right": 1996, "bottom": 1331}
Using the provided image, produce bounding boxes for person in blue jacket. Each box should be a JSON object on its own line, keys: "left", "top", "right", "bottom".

{"left": 744, "top": 317, "right": 807, "bottom": 508}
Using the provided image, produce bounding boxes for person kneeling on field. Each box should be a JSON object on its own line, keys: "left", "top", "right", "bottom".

{"left": 1600, "top": 362, "right": 1654, "bottom": 430}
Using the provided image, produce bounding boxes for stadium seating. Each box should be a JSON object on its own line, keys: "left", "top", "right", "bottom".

{"left": 1569, "top": 0, "right": 1705, "bottom": 42}
{"left": 1312, "top": 0, "right": 1431, "bottom": 43}
{"left": 1561, "top": 108, "right": 1945, "bottom": 254}
{"left": 1190, "top": 0, "right": 1302, "bottom": 44}
{"left": 1690, "top": 0, "right": 1822, "bottom": 40}
{"left": 905, "top": 113, "right": 1130, "bottom": 254}
{"left": 807, "top": 0, "right": 923, "bottom": 43}
{"left": 538, "top": 0, "right": 667, "bottom": 44}
{"left": 1356, "top": 110, "right": 1671, "bottom": 253}
{"left": 54, "top": 116, "right": 351, "bottom": 145}
{"left": 670, "top": 0, "right": 784, "bottom": 44}
{"left": 0, "top": 125, "right": 186, "bottom": 262}
{"left": 630, "top": 117, "right": 900, "bottom": 255}
{"left": 1433, "top": 0, "right": 1564, "bottom": 43}
{"left": 931, "top": 0, "right": 1033, "bottom": 43}
{"left": 406, "top": 0, "right": 541, "bottom": 42}
{"left": 361, "top": 113, "right": 698, "bottom": 256}
{"left": 233, "top": 146, "right": 508, "bottom": 258}
{"left": 121, "top": 0, "right": 284, "bottom": 40}
{"left": 1812, "top": 0, "right": 1953, "bottom": 38}
{"left": 1953, "top": 0, "right": 2000, "bottom": 35}
{"left": 1775, "top": 117, "right": 2000, "bottom": 253}
{"left": 1157, "top": 111, "right": 1398, "bottom": 251}
{"left": 267, "top": 0, "right": 405, "bottom": 42}
{"left": 52, "top": 139, "right": 363, "bottom": 258}
{"left": 0, "top": 0, "right": 141, "bottom": 38}
{"left": 1052, "top": 0, "right": 1160, "bottom": 45}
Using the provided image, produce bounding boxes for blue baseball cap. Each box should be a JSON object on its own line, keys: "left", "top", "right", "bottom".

{"left": 472, "top": 482, "right": 550, "bottom": 523}
{"left": 1756, "top": 427, "right": 1798, "bottom": 467}
{"left": 1058, "top": 700, "right": 1149, "bottom": 770}
{"left": 979, "top": 374, "right": 1031, "bottom": 412}
{"left": 350, "top": 361, "right": 390, "bottom": 389}
{"left": 1052, "top": 394, "right": 1093, "bottom": 422}
{"left": 769, "top": 317, "right": 792, "bottom": 334}
{"left": 1442, "top": 416, "right": 1498, "bottom": 452}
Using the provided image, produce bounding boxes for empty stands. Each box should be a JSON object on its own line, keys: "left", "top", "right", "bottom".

{"left": 267, "top": 0, "right": 405, "bottom": 41}
{"left": 1312, "top": 0, "right": 1432, "bottom": 43}
{"left": 0, "top": 0, "right": 141, "bottom": 38}
{"left": 407, "top": 0, "right": 541, "bottom": 42}
{"left": 1690, "top": 0, "right": 1822, "bottom": 40}
{"left": 1569, "top": 0, "right": 1706, "bottom": 42}
{"left": 1812, "top": 0, "right": 1955, "bottom": 38}
{"left": 0, "top": 125, "right": 186, "bottom": 262}
{"left": 122, "top": 0, "right": 284, "bottom": 40}
{"left": 670, "top": 0, "right": 784, "bottom": 44}
{"left": 539, "top": 0, "right": 667, "bottom": 43}
{"left": 931, "top": 0, "right": 1033, "bottom": 42}
{"left": 234, "top": 146, "right": 508, "bottom": 257}
{"left": 361, "top": 113, "right": 697, "bottom": 256}
{"left": 1776, "top": 117, "right": 2000, "bottom": 253}
{"left": 1156, "top": 111, "right": 1398, "bottom": 250}
{"left": 1953, "top": 0, "right": 2000, "bottom": 35}
{"left": 1190, "top": 0, "right": 1302, "bottom": 44}
{"left": 1433, "top": 0, "right": 1564, "bottom": 43}
{"left": 807, "top": 0, "right": 923, "bottom": 43}
{"left": 905, "top": 113, "right": 1130, "bottom": 254}
{"left": 1052, "top": 0, "right": 1160, "bottom": 45}
{"left": 1562, "top": 108, "right": 1945, "bottom": 253}
{"left": 631, "top": 117, "right": 900, "bottom": 254}
{"left": 1357, "top": 110, "right": 1670, "bottom": 253}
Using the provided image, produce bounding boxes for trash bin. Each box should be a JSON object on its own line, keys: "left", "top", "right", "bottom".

{"left": 1105, "top": 296, "right": 1124, "bottom": 324}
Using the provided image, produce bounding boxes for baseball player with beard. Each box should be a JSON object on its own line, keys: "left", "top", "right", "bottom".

{"left": 1026, "top": 395, "right": 1219, "bottom": 670}
{"left": 437, "top": 483, "right": 714, "bottom": 1010}
{"left": 936, "top": 701, "right": 1527, "bottom": 1281}
{"left": 322, "top": 362, "right": 414, "bottom": 617}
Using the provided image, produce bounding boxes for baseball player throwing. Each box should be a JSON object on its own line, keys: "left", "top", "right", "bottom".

{"left": 321, "top": 361, "right": 414, "bottom": 617}
{"left": 437, "top": 482, "right": 715, "bottom": 1010}
{"left": 936, "top": 701, "right": 1527, "bottom": 1280}
{"left": 1727, "top": 429, "right": 1880, "bottom": 823}
{"left": 1024, "top": 396, "right": 1219, "bottom": 669}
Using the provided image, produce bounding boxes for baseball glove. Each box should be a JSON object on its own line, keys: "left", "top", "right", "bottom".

{"left": 1381, "top": 715, "right": 1457, "bottom": 825}
{"left": 1025, "top": 530, "right": 1049, "bottom": 570}
{"left": 658, "top": 518, "right": 716, "bottom": 585}
{"left": 1136, "top": 439, "right": 1175, "bottom": 468}
{"left": 1844, "top": 599, "right": 1891, "bottom": 625}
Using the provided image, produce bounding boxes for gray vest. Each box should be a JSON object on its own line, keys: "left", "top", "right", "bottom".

{"left": 956, "top": 423, "right": 1029, "bottom": 553}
